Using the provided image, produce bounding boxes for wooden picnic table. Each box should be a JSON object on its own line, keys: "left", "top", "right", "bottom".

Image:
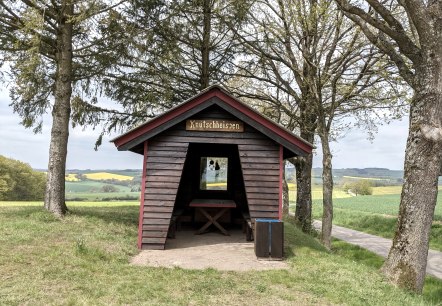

{"left": 189, "top": 199, "right": 236, "bottom": 235}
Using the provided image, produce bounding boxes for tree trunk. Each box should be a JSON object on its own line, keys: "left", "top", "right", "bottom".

{"left": 382, "top": 67, "right": 442, "bottom": 292}
{"left": 282, "top": 162, "right": 289, "bottom": 217}
{"left": 294, "top": 132, "right": 314, "bottom": 232}
{"left": 44, "top": 2, "right": 73, "bottom": 217}
{"left": 200, "top": 0, "right": 211, "bottom": 90}
{"left": 320, "top": 132, "right": 333, "bottom": 249}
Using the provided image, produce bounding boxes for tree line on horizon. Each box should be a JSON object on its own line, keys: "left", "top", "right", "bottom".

{"left": 0, "top": 0, "right": 441, "bottom": 293}
{"left": 0, "top": 156, "right": 46, "bottom": 201}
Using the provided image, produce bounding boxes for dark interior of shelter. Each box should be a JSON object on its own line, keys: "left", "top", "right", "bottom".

{"left": 172, "top": 143, "right": 249, "bottom": 232}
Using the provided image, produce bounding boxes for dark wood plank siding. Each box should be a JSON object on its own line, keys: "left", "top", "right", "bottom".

{"left": 239, "top": 141, "right": 280, "bottom": 219}
{"left": 141, "top": 140, "right": 188, "bottom": 250}
{"left": 140, "top": 105, "right": 280, "bottom": 249}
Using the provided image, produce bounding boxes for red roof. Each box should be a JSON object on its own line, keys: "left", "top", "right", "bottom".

{"left": 112, "top": 85, "right": 313, "bottom": 156}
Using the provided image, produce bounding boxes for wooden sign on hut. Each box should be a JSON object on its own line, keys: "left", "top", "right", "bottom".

{"left": 112, "top": 85, "right": 313, "bottom": 250}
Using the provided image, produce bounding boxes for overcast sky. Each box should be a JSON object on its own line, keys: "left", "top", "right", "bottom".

{"left": 0, "top": 87, "right": 409, "bottom": 171}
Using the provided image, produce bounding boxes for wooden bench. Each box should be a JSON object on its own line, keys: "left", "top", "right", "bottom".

{"left": 242, "top": 211, "right": 254, "bottom": 241}
{"left": 168, "top": 209, "right": 185, "bottom": 239}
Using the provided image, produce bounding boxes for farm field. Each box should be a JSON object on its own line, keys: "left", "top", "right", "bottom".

{"left": 64, "top": 171, "right": 140, "bottom": 201}
{"left": 287, "top": 183, "right": 351, "bottom": 200}
{"left": 0, "top": 201, "right": 441, "bottom": 305}
{"left": 310, "top": 192, "right": 442, "bottom": 251}
{"left": 289, "top": 184, "right": 441, "bottom": 200}
{"left": 287, "top": 183, "right": 442, "bottom": 251}
{"left": 65, "top": 173, "right": 80, "bottom": 182}
{"left": 83, "top": 172, "right": 134, "bottom": 181}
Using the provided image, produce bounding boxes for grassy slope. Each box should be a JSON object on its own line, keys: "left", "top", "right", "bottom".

{"left": 310, "top": 191, "right": 442, "bottom": 252}
{"left": 0, "top": 202, "right": 440, "bottom": 305}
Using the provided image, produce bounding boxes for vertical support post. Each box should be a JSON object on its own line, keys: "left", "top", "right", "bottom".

{"left": 137, "top": 141, "right": 148, "bottom": 249}
{"left": 278, "top": 145, "right": 283, "bottom": 220}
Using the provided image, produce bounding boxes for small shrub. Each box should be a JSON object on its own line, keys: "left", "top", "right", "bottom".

{"left": 101, "top": 185, "right": 119, "bottom": 193}
{"left": 353, "top": 180, "right": 373, "bottom": 195}
{"left": 101, "top": 196, "right": 138, "bottom": 201}
{"left": 342, "top": 180, "right": 373, "bottom": 196}
{"left": 65, "top": 197, "right": 88, "bottom": 201}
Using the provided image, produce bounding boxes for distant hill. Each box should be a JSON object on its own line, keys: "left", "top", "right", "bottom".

{"left": 33, "top": 167, "right": 439, "bottom": 187}
{"left": 312, "top": 167, "right": 405, "bottom": 186}
{"left": 317, "top": 167, "right": 404, "bottom": 179}
{"left": 284, "top": 167, "right": 406, "bottom": 186}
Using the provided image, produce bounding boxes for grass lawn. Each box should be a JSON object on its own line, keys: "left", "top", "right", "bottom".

{"left": 1, "top": 202, "right": 441, "bottom": 305}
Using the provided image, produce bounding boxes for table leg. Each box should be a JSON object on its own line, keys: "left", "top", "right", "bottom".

{"left": 195, "top": 207, "right": 230, "bottom": 235}
{"left": 211, "top": 208, "right": 230, "bottom": 235}
{"left": 195, "top": 208, "right": 214, "bottom": 234}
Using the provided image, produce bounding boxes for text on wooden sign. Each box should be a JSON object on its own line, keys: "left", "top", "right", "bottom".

{"left": 186, "top": 119, "right": 244, "bottom": 132}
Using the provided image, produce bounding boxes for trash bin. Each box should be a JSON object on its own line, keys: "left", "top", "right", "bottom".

{"left": 254, "top": 219, "right": 284, "bottom": 259}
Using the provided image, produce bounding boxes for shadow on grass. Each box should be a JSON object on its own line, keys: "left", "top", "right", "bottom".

{"left": 283, "top": 217, "right": 328, "bottom": 259}
{"left": 0, "top": 205, "right": 62, "bottom": 223}
{"left": 69, "top": 206, "right": 139, "bottom": 227}
{"left": 0, "top": 204, "right": 139, "bottom": 227}
{"left": 332, "top": 239, "right": 442, "bottom": 303}
{"left": 332, "top": 239, "right": 384, "bottom": 269}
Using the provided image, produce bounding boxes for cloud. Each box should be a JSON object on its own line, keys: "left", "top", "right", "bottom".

{"left": 0, "top": 87, "right": 142, "bottom": 169}
{"left": 1, "top": 86, "right": 408, "bottom": 171}
{"left": 313, "top": 119, "right": 408, "bottom": 170}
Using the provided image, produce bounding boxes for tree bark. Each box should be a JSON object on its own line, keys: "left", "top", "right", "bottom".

{"left": 200, "top": 0, "right": 211, "bottom": 90}
{"left": 294, "top": 131, "right": 314, "bottom": 232}
{"left": 320, "top": 131, "right": 333, "bottom": 249}
{"left": 44, "top": 1, "right": 73, "bottom": 217}
{"left": 381, "top": 81, "right": 442, "bottom": 292}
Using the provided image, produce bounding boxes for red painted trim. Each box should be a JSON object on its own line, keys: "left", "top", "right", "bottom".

{"left": 113, "top": 86, "right": 313, "bottom": 154}
{"left": 278, "top": 145, "right": 283, "bottom": 220}
{"left": 213, "top": 91, "right": 312, "bottom": 154}
{"left": 137, "top": 141, "right": 148, "bottom": 249}
{"left": 114, "top": 90, "right": 217, "bottom": 147}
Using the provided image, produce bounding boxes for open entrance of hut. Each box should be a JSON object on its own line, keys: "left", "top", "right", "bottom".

{"left": 172, "top": 143, "right": 249, "bottom": 237}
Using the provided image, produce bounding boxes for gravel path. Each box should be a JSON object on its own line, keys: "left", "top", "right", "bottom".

{"left": 313, "top": 220, "right": 442, "bottom": 279}
{"left": 131, "top": 230, "right": 289, "bottom": 271}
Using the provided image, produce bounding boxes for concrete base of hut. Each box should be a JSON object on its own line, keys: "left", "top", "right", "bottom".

{"left": 130, "top": 230, "right": 289, "bottom": 271}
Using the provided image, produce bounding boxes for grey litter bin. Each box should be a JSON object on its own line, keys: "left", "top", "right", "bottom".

{"left": 254, "top": 219, "right": 284, "bottom": 259}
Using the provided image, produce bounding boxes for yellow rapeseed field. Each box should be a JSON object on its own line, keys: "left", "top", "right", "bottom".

{"left": 84, "top": 172, "right": 133, "bottom": 181}
{"left": 287, "top": 183, "right": 351, "bottom": 200}
{"left": 65, "top": 174, "right": 80, "bottom": 182}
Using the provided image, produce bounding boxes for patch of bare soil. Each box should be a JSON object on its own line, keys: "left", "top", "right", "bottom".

{"left": 131, "top": 230, "right": 289, "bottom": 271}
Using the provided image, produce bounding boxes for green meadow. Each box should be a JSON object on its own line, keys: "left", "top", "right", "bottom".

{"left": 0, "top": 201, "right": 441, "bottom": 305}
{"left": 308, "top": 188, "right": 442, "bottom": 251}
{"left": 64, "top": 171, "right": 140, "bottom": 201}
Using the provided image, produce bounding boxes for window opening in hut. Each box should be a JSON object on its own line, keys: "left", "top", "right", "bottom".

{"left": 200, "top": 157, "right": 228, "bottom": 190}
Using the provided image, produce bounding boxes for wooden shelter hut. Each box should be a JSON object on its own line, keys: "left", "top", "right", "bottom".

{"left": 112, "top": 85, "right": 313, "bottom": 250}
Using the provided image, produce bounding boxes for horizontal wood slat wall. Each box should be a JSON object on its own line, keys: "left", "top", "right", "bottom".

{"left": 140, "top": 140, "right": 188, "bottom": 250}
{"left": 140, "top": 105, "right": 281, "bottom": 249}
{"left": 239, "top": 142, "right": 280, "bottom": 219}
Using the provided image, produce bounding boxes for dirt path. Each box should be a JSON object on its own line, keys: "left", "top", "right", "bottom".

{"left": 313, "top": 221, "right": 442, "bottom": 279}
{"left": 131, "top": 230, "right": 289, "bottom": 271}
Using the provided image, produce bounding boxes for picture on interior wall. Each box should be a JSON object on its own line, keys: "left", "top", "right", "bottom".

{"left": 200, "top": 157, "right": 228, "bottom": 190}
